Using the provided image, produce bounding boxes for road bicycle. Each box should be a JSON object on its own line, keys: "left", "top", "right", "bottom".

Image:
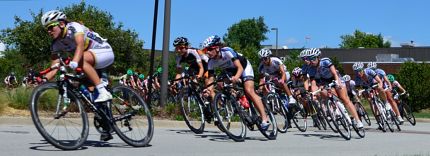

{"left": 30, "top": 54, "right": 153, "bottom": 150}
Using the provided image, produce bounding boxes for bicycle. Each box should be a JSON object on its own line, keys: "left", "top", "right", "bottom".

{"left": 288, "top": 85, "right": 308, "bottom": 132}
{"left": 29, "top": 54, "right": 154, "bottom": 150}
{"left": 212, "top": 72, "right": 277, "bottom": 142}
{"left": 315, "top": 81, "right": 365, "bottom": 140}
{"left": 259, "top": 73, "right": 289, "bottom": 133}
{"left": 348, "top": 93, "right": 371, "bottom": 126}
{"left": 394, "top": 91, "right": 416, "bottom": 126}
{"left": 174, "top": 70, "right": 222, "bottom": 134}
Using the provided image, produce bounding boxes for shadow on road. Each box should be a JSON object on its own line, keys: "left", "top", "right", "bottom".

{"left": 168, "top": 129, "right": 271, "bottom": 142}
{"left": 29, "top": 139, "right": 152, "bottom": 151}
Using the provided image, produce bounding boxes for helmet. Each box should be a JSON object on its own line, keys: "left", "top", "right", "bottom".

{"left": 342, "top": 75, "right": 351, "bottom": 81}
{"left": 10, "top": 72, "right": 15, "bottom": 76}
{"left": 292, "top": 67, "right": 302, "bottom": 77}
{"left": 299, "top": 49, "right": 308, "bottom": 59}
{"left": 127, "top": 69, "right": 133, "bottom": 76}
{"left": 367, "top": 62, "right": 377, "bottom": 69}
{"left": 308, "top": 48, "right": 321, "bottom": 57}
{"left": 387, "top": 74, "right": 395, "bottom": 82}
{"left": 173, "top": 37, "right": 189, "bottom": 47}
{"left": 41, "top": 10, "right": 66, "bottom": 27}
{"left": 352, "top": 62, "right": 364, "bottom": 71}
{"left": 157, "top": 67, "right": 163, "bottom": 73}
{"left": 139, "top": 74, "right": 145, "bottom": 79}
{"left": 258, "top": 48, "right": 272, "bottom": 58}
{"left": 202, "top": 35, "right": 221, "bottom": 49}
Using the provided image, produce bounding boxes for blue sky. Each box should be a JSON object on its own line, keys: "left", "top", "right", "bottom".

{"left": 1, "top": 0, "right": 429, "bottom": 50}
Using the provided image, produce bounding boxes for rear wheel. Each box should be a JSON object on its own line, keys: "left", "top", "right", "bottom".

{"left": 291, "top": 103, "right": 307, "bottom": 132}
{"left": 356, "top": 102, "right": 371, "bottom": 126}
{"left": 110, "top": 85, "right": 154, "bottom": 147}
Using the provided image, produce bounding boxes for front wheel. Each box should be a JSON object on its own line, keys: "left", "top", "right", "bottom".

{"left": 110, "top": 85, "right": 154, "bottom": 147}
{"left": 264, "top": 93, "right": 288, "bottom": 133}
{"left": 30, "top": 82, "right": 89, "bottom": 150}
{"left": 213, "top": 93, "right": 246, "bottom": 142}
{"left": 179, "top": 90, "right": 205, "bottom": 134}
{"left": 400, "top": 101, "right": 416, "bottom": 126}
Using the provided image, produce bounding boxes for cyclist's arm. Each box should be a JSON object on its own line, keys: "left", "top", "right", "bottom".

{"left": 383, "top": 76, "right": 393, "bottom": 89}
{"left": 72, "top": 34, "right": 85, "bottom": 64}
{"left": 279, "top": 65, "right": 286, "bottom": 82}
{"left": 197, "top": 62, "right": 204, "bottom": 79}
{"left": 45, "top": 55, "right": 60, "bottom": 80}
{"left": 329, "top": 65, "right": 341, "bottom": 84}
{"left": 232, "top": 59, "right": 243, "bottom": 82}
{"left": 205, "top": 75, "right": 215, "bottom": 98}
{"left": 4, "top": 76, "right": 8, "bottom": 84}
{"left": 396, "top": 82, "right": 407, "bottom": 94}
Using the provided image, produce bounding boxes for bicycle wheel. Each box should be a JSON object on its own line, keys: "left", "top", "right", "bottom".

{"left": 265, "top": 93, "right": 288, "bottom": 133}
{"left": 30, "top": 82, "right": 89, "bottom": 150}
{"left": 322, "top": 100, "right": 338, "bottom": 133}
{"left": 179, "top": 89, "right": 205, "bottom": 134}
{"left": 213, "top": 92, "right": 246, "bottom": 142}
{"left": 332, "top": 101, "right": 351, "bottom": 140}
{"left": 356, "top": 102, "right": 371, "bottom": 126}
{"left": 291, "top": 103, "right": 307, "bottom": 132}
{"left": 389, "top": 110, "right": 401, "bottom": 131}
{"left": 373, "top": 99, "right": 387, "bottom": 132}
{"left": 110, "top": 85, "right": 154, "bottom": 147}
{"left": 255, "top": 100, "right": 278, "bottom": 140}
{"left": 401, "top": 102, "right": 416, "bottom": 126}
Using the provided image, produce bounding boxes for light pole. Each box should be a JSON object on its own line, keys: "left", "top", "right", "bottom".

{"left": 271, "top": 28, "right": 278, "bottom": 54}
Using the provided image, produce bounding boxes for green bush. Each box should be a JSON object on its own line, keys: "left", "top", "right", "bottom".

{"left": 397, "top": 62, "right": 430, "bottom": 111}
{"left": 6, "top": 87, "right": 33, "bottom": 109}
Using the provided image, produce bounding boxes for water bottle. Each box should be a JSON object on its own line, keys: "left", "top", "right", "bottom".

{"left": 238, "top": 95, "right": 250, "bottom": 109}
{"left": 385, "top": 102, "right": 392, "bottom": 111}
{"left": 80, "top": 85, "right": 92, "bottom": 101}
{"left": 280, "top": 94, "right": 288, "bottom": 109}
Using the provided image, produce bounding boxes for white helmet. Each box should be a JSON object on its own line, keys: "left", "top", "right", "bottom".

{"left": 41, "top": 10, "right": 66, "bottom": 27}
{"left": 352, "top": 62, "right": 364, "bottom": 71}
{"left": 299, "top": 49, "right": 308, "bottom": 59}
{"left": 292, "top": 67, "right": 302, "bottom": 77}
{"left": 308, "top": 48, "right": 321, "bottom": 57}
{"left": 258, "top": 48, "right": 272, "bottom": 58}
{"left": 367, "top": 62, "right": 377, "bottom": 69}
{"left": 342, "top": 75, "right": 351, "bottom": 81}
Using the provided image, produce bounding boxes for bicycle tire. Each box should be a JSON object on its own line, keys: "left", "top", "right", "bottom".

{"left": 265, "top": 93, "right": 288, "bottom": 133}
{"left": 255, "top": 100, "right": 278, "bottom": 140}
{"left": 401, "top": 101, "right": 416, "bottom": 126}
{"left": 291, "top": 103, "right": 307, "bottom": 132}
{"left": 356, "top": 102, "right": 371, "bottom": 126}
{"left": 390, "top": 110, "right": 401, "bottom": 131}
{"left": 213, "top": 92, "right": 246, "bottom": 142}
{"left": 321, "top": 100, "right": 338, "bottom": 133}
{"left": 110, "top": 85, "right": 154, "bottom": 147}
{"left": 332, "top": 100, "right": 351, "bottom": 140}
{"left": 179, "top": 89, "right": 205, "bottom": 134}
{"left": 373, "top": 99, "right": 387, "bottom": 132}
{"left": 30, "top": 82, "right": 89, "bottom": 150}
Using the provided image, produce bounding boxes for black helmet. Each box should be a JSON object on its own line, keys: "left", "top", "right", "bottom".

{"left": 173, "top": 37, "right": 189, "bottom": 47}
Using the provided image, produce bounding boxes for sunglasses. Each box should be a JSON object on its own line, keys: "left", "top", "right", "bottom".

{"left": 205, "top": 46, "right": 217, "bottom": 52}
{"left": 354, "top": 68, "right": 364, "bottom": 73}
{"left": 176, "top": 46, "right": 187, "bottom": 50}
{"left": 306, "top": 56, "right": 318, "bottom": 61}
{"left": 261, "top": 57, "right": 270, "bottom": 61}
{"left": 46, "top": 22, "right": 60, "bottom": 31}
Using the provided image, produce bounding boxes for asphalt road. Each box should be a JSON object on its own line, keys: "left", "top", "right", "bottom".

{"left": 1, "top": 117, "right": 430, "bottom": 156}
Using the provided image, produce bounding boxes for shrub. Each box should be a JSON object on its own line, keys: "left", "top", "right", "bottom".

{"left": 397, "top": 62, "right": 430, "bottom": 111}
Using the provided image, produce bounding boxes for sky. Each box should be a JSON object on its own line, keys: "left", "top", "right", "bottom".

{"left": 0, "top": 0, "right": 429, "bottom": 50}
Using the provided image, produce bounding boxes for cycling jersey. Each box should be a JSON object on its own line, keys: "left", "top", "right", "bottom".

{"left": 259, "top": 57, "right": 290, "bottom": 82}
{"left": 307, "top": 58, "right": 339, "bottom": 85}
{"left": 207, "top": 47, "right": 253, "bottom": 79}
{"left": 354, "top": 68, "right": 378, "bottom": 87}
{"left": 345, "top": 80, "right": 357, "bottom": 96}
{"left": 50, "top": 22, "right": 114, "bottom": 69}
{"left": 374, "top": 68, "right": 391, "bottom": 89}
{"left": 176, "top": 48, "right": 208, "bottom": 74}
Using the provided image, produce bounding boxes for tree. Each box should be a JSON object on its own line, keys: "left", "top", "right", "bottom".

{"left": 339, "top": 30, "right": 391, "bottom": 49}
{"left": 0, "top": 2, "right": 146, "bottom": 75}
{"left": 223, "top": 16, "right": 269, "bottom": 73}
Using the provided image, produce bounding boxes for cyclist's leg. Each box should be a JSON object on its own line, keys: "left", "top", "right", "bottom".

{"left": 385, "top": 90, "right": 401, "bottom": 116}
{"left": 85, "top": 45, "right": 114, "bottom": 102}
{"left": 335, "top": 85, "right": 362, "bottom": 125}
{"left": 244, "top": 80, "right": 268, "bottom": 122}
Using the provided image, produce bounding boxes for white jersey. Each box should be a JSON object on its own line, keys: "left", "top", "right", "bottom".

{"left": 258, "top": 57, "right": 286, "bottom": 75}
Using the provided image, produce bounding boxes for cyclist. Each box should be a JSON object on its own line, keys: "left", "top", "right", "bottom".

{"left": 387, "top": 74, "right": 408, "bottom": 104}
{"left": 305, "top": 48, "right": 364, "bottom": 128}
{"left": 368, "top": 62, "right": 403, "bottom": 124}
{"left": 257, "top": 48, "right": 296, "bottom": 105}
{"left": 342, "top": 75, "right": 360, "bottom": 103}
{"left": 4, "top": 72, "right": 18, "bottom": 87}
{"left": 119, "top": 69, "right": 136, "bottom": 88}
{"left": 173, "top": 36, "right": 207, "bottom": 80}
{"left": 41, "top": 10, "right": 114, "bottom": 140}
{"left": 202, "top": 35, "right": 271, "bottom": 130}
